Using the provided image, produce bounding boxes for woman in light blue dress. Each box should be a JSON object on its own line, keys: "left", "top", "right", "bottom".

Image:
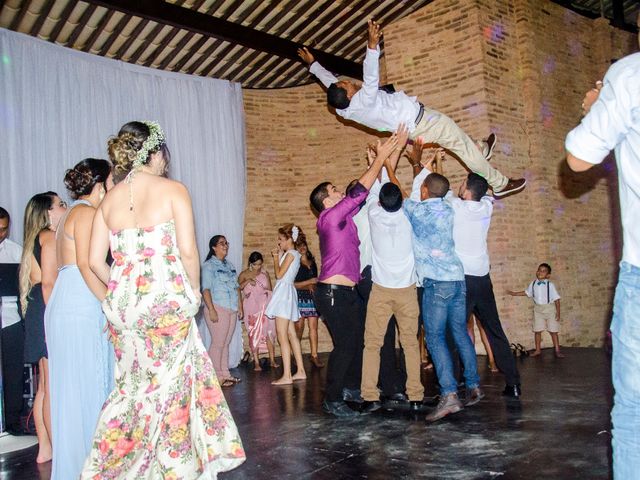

{"left": 45, "top": 159, "right": 114, "bottom": 480}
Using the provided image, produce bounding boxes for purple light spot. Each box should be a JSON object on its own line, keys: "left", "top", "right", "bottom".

{"left": 464, "top": 102, "right": 485, "bottom": 118}
{"left": 568, "top": 39, "right": 582, "bottom": 57}
{"left": 541, "top": 101, "right": 554, "bottom": 128}
{"left": 483, "top": 23, "right": 505, "bottom": 43}
{"left": 502, "top": 142, "right": 512, "bottom": 155}
{"left": 542, "top": 56, "right": 556, "bottom": 75}
{"left": 554, "top": 205, "right": 565, "bottom": 217}
{"left": 579, "top": 192, "right": 591, "bottom": 204}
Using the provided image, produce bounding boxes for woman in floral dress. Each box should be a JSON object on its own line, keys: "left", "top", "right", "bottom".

{"left": 82, "top": 121, "right": 245, "bottom": 478}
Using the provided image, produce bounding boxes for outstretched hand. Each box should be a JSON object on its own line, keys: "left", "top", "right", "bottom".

{"left": 375, "top": 133, "right": 399, "bottom": 162}
{"left": 427, "top": 148, "right": 446, "bottom": 170}
{"left": 368, "top": 19, "right": 381, "bottom": 49}
{"left": 396, "top": 123, "right": 409, "bottom": 150}
{"left": 297, "top": 46, "right": 315, "bottom": 65}
{"left": 407, "top": 138, "right": 425, "bottom": 166}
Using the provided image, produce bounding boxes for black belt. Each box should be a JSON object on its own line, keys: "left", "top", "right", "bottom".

{"left": 318, "top": 283, "right": 356, "bottom": 292}
{"left": 415, "top": 102, "right": 425, "bottom": 125}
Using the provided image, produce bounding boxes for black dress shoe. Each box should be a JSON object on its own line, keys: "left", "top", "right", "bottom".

{"left": 322, "top": 400, "right": 359, "bottom": 417}
{"left": 342, "top": 387, "right": 364, "bottom": 404}
{"left": 361, "top": 401, "right": 382, "bottom": 414}
{"left": 502, "top": 384, "right": 522, "bottom": 398}
{"left": 387, "top": 392, "right": 408, "bottom": 402}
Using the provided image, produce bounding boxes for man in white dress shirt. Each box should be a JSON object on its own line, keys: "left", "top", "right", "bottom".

{"left": 298, "top": 20, "right": 526, "bottom": 198}
{"left": 0, "top": 207, "right": 25, "bottom": 432}
{"left": 565, "top": 25, "right": 640, "bottom": 478}
{"left": 359, "top": 149, "right": 423, "bottom": 414}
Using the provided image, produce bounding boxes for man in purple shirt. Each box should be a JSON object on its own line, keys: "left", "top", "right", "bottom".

{"left": 310, "top": 133, "right": 399, "bottom": 417}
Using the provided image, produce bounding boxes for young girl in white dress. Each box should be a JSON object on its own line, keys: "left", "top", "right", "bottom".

{"left": 265, "top": 223, "right": 307, "bottom": 385}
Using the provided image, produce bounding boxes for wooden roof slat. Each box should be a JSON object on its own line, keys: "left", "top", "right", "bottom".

{"left": 142, "top": 26, "right": 178, "bottom": 67}
{"left": 29, "top": 0, "right": 56, "bottom": 36}
{"left": 279, "top": 0, "right": 338, "bottom": 43}
{"left": 187, "top": 0, "right": 296, "bottom": 77}
{"left": 144, "top": 0, "right": 207, "bottom": 69}
{"left": 312, "top": 0, "right": 376, "bottom": 51}
{"left": 172, "top": 34, "right": 208, "bottom": 71}
{"left": 155, "top": 0, "right": 209, "bottom": 69}
{"left": 49, "top": 0, "right": 80, "bottom": 43}
{"left": 66, "top": 3, "right": 98, "bottom": 47}
{"left": 81, "top": 8, "right": 114, "bottom": 52}
{"left": 85, "top": 0, "right": 362, "bottom": 79}
{"left": 207, "top": 0, "right": 286, "bottom": 78}
{"left": 9, "top": 0, "right": 33, "bottom": 31}
{"left": 255, "top": 58, "right": 299, "bottom": 88}
{"left": 96, "top": 11, "right": 131, "bottom": 55}
{"left": 114, "top": 17, "right": 149, "bottom": 58}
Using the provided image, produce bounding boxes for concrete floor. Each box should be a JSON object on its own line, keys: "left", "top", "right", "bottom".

{"left": 1, "top": 347, "right": 612, "bottom": 479}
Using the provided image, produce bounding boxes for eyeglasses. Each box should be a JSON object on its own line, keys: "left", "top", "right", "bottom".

{"left": 49, "top": 200, "right": 67, "bottom": 210}
{"left": 217, "top": 241, "right": 229, "bottom": 246}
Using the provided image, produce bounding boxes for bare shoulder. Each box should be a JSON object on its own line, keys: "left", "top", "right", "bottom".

{"left": 40, "top": 229, "right": 55, "bottom": 245}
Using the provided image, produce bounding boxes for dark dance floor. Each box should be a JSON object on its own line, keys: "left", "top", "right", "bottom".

{"left": 3, "top": 347, "right": 612, "bottom": 479}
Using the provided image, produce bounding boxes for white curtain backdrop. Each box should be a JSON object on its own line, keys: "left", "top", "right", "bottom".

{"left": 0, "top": 29, "right": 246, "bottom": 360}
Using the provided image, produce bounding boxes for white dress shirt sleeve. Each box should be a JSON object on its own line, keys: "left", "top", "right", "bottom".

{"left": 410, "top": 167, "right": 431, "bottom": 202}
{"left": 525, "top": 281, "right": 534, "bottom": 298}
{"left": 359, "top": 47, "right": 381, "bottom": 107}
{"left": 565, "top": 62, "right": 635, "bottom": 165}
{"left": 309, "top": 61, "right": 340, "bottom": 89}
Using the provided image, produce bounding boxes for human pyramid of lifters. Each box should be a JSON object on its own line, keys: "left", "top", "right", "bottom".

{"left": 289, "top": 19, "right": 530, "bottom": 420}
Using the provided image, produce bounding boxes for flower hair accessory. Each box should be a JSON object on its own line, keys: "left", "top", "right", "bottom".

{"left": 291, "top": 225, "right": 299, "bottom": 242}
{"left": 133, "top": 121, "right": 166, "bottom": 169}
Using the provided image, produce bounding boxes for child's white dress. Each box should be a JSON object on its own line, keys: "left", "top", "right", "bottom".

{"left": 265, "top": 249, "right": 301, "bottom": 322}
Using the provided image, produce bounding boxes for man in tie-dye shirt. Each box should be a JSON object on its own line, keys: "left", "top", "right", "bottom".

{"left": 404, "top": 172, "right": 482, "bottom": 422}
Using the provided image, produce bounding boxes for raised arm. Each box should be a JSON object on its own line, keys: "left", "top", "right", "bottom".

{"left": 358, "top": 134, "right": 398, "bottom": 190}
{"left": 359, "top": 20, "right": 382, "bottom": 104}
{"left": 299, "top": 47, "right": 339, "bottom": 89}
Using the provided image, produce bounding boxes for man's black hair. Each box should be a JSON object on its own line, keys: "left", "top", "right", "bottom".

{"left": 379, "top": 183, "right": 403, "bottom": 212}
{"left": 466, "top": 173, "right": 489, "bottom": 201}
{"left": 327, "top": 84, "right": 350, "bottom": 109}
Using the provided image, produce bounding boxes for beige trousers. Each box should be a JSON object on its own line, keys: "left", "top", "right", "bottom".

{"left": 412, "top": 106, "right": 509, "bottom": 191}
{"left": 361, "top": 283, "right": 423, "bottom": 401}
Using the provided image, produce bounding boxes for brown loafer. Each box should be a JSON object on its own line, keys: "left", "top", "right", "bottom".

{"left": 494, "top": 178, "right": 526, "bottom": 198}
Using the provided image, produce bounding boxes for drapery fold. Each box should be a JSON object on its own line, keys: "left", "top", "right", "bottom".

{"left": 0, "top": 28, "right": 246, "bottom": 272}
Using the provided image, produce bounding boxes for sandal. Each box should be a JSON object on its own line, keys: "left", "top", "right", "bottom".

{"left": 516, "top": 344, "right": 529, "bottom": 357}
{"left": 220, "top": 379, "right": 235, "bottom": 388}
{"left": 229, "top": 376, "right": 242, "bottom": 383}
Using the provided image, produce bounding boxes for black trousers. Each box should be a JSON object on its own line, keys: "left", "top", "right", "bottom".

{"left": 2, "top": 320, "right": 25, "bottom": 430}
{"left": 358, "top": 266, "right": 407, "bottom": 396}
{"left": 315, "top": 284, "right": 365, "bottom": 402}
{"left": 465, "top": 274, "right": 520, "bottom": 386}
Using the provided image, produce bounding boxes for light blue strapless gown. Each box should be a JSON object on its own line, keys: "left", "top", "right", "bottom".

{"left": 45, "top": 264, "right": 114, "bottom": 480}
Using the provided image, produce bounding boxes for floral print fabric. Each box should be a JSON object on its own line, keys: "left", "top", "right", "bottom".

{"left": 81, "top": 220, "right": 245, "bottom": 479}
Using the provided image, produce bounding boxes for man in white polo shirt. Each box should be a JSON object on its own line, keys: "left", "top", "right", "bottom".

{"left": 0, "top": 207, "right": 25, "bottom": 433}
{"left": 565, "top": 32, "right": 640, "bottom": 479}
{"left": 448, "top": 173, "right": 521, "bottom": 398}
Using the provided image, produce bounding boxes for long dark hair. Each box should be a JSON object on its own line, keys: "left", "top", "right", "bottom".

{"left": 206, "top": 235, "right": 225, "bottom": 261}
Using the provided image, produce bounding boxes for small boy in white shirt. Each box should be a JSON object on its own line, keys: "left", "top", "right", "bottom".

{"left": 508, "top": 263, "right": 564, "bottom": 358}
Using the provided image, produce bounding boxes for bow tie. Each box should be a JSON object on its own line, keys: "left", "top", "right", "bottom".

{"left": 537, "top": 281, "right": 546, "bottom": 286}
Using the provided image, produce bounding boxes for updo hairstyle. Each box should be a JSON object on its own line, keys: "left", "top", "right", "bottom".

{"left": 107, "top": 121, "right": 171, "bottom": 182}
{"left": 63, "top": 158, "right": 112, "bottom": 199}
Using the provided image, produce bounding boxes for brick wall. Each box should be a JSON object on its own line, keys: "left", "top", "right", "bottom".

{"left": 242, "top": 0, "right": 637, "bottom": 354}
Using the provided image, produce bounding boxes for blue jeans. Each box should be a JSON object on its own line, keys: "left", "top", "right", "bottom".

{"left": 612, "top": 262, "right": 640, "bottom": 479}
{"left": 421, "top": 278, "right": 479, "bottom": 395}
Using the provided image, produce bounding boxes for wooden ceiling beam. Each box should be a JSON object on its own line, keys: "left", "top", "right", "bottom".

{"left": 9, "top": 0, "right": 33, "bottom": 31}
{"left": 49, "top": 0, "right": 78, "bottom": 43}
{"left": 81, "top": 8, "right": 115, "bottom": 52}
{"left": 29, "top": 0, "right": 56, "bottom": 37}
{"left": 66, "top": 3, "right": 97, "bottom": 47}
{"left": 84, "top": 0, "right": 362, "bottom": 79}
{"left": 189, "top": 0, "right": 297, "bottom": 79}
{"left": 97, "top": 12, "right": 131, "bottom": 56}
